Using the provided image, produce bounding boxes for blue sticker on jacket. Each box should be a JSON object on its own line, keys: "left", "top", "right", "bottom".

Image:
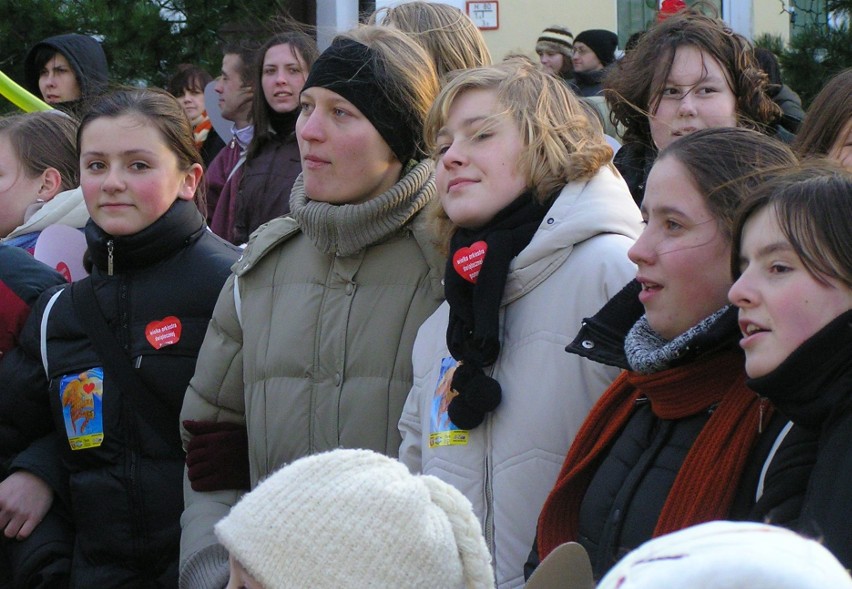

{"left": 59, "top": 368, "right": 105, "bottom": 450}
{"left": 429, "top": 357, "right": 469, "bottom": 448}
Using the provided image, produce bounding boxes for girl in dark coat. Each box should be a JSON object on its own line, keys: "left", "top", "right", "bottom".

{"left": 729, "top": 162, "right": 852, "bottom": 569}
{"left": 0, "top": 88, "right": 239, "bottom": 588}
{"left": 530, "top": 128, "right": 797, "bottom": 581}
{"left": 231, "top": 31, "right": 318, "bottom": 245}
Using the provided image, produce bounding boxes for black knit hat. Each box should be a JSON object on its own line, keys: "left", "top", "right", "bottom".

{"left": 574, "top": 29, "right": 619, "bottom": 66}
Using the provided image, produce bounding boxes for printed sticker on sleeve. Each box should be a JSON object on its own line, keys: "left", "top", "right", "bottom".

{"left": 429, "top": 357, "right": 470, "bottom": 448}
{"left": 59, "top": 368, "right": 105, "bottom": 450}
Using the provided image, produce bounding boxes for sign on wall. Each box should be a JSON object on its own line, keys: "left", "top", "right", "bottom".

{"left": 466, "top": 1, "right": 499, "bottom": 30}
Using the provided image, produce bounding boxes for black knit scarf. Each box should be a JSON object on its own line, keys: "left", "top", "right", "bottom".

{"left": 444, "top": 191, "right": 554, "bottom": 429}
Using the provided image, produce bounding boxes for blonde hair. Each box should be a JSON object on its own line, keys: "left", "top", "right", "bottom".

{"left": 425, "top": 59, "right": 613, "bottom": 248}
{"left": 369, "top": 1, "right": 491, "bottom": 79}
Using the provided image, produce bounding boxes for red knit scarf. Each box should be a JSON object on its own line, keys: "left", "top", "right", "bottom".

{"left": 536, "top": 348, "right": 767, "bottom": 559}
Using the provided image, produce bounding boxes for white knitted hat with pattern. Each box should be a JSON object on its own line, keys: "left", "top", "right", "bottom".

{"left": 598, "top": 521, "right": 852, "bottom": 589}
{"left": 215, "top": 448, "right": 495, "bottom": 589}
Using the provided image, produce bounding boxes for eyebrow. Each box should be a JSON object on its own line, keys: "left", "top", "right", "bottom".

{"left": 80, "top": 149, "right": 158, "bottom": 159}
{"left": 436, "top": 115, "right": 490, "bottom": 139}
{"left": 640, "top": 204, "right": 689, "bottom": 218}
{"left": 738, "top": 241, "right": 795, "bottom": 265}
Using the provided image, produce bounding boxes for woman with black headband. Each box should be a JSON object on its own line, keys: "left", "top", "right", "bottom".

{"left": 177, "top": 26, "right": 446, "bottom": 588}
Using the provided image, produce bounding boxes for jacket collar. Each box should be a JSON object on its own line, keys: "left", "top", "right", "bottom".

{"left": 747, "top": 309, "right": 852, "bottom": 430}
{"left": 85, "top": 199, "right": 205, "bottom": 275}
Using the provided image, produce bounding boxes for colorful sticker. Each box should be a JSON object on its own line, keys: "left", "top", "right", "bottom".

{"left": 429, "top": 357, "right": 469, "bottom": 448}
{"left": 59, "top": 368, "right": 105, "bottom": 450}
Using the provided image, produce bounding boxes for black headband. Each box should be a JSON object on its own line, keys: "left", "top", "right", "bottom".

{"left": 302, "top": 37, "right": 420, "bottom": 164}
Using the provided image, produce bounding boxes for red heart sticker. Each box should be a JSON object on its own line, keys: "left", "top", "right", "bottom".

{"left": 145, "top": 317, "right": 182, "bottom": 350}
{"left": 452, "top": 241, "right": 488, "bottom": 284}
{"left": 55, "top": 262, "right": 72, "bottom": 282}
{"left": 83, "top": 382, "right": 95, "bottom": 394}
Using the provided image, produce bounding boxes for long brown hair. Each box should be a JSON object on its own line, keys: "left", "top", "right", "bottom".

{"left": 604, "top": 6, "right": 780, "bottom": 147}
{"left": 792, "top": 68, "right": 852, "bottom": 161}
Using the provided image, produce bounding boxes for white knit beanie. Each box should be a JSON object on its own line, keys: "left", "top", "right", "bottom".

{"left": 597, "top": 521, "right": 852, "bottom": 589}
{"left": 215, "top": 448, "right": 495, "bottom": 589}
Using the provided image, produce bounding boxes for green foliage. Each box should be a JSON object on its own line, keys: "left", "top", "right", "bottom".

{"left": 753, "top": 33, "right": 786, "bottom": 56}
{"left": 0, "top": 0, "right": 304, "bottom": 112}
{"left": 753, "top": 0, "right": 852, "bottom": 108}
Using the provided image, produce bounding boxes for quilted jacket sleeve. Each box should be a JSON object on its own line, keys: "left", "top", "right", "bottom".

{"left": 178, "top": 273, "right": 246, "bottom": 589}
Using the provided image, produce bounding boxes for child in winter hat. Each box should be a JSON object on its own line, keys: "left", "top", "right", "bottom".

{"left": 214, "top": 448, "right": 495, "bottom": 589}
{"left": 597, "top": 521, "right": 852, "bottom": 589}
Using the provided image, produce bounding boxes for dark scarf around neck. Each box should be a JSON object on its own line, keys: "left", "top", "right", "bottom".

{"left": 444, "top": 191, "right": 554, "bottom": 429}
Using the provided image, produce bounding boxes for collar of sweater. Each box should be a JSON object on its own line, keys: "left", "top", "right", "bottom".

{"left": 289, "top": 159, "right": 435, "bottom": 257}
{"left": 625, "top": 305, "right": 736, "bottom": 374}
{"left": 85, "top": 199, "right": 204, "bottom": 274}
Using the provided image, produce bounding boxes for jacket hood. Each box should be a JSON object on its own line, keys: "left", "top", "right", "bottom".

{"left": 503, "top": 165, "right": 642, "bottom": 303}
{"left": 24, "top": 33, "right": 109, "bottom": 100}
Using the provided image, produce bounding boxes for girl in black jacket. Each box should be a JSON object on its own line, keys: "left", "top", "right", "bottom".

{"left": 0, "top": 89, "right": 239, "bottom": 588}
{"left": 729, "top": 161, "right": 852, "bottom": 569}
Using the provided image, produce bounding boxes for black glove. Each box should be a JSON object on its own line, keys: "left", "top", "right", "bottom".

{"left": 183, "top": 420, "right": 250, "bottom": 492}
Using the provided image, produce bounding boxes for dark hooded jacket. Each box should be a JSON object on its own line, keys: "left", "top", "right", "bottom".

{"left": 24, "top": 33, "right": 109, "bottom": 116}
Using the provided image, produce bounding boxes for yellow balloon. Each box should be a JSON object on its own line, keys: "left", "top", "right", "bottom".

{"left": 0, "top": 69, "right": 52, "bottom": 112}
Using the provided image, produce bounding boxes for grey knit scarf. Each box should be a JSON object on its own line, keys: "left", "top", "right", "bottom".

{"left": 624, "top": 306, "right": 731, "bottom": 374}
{"left": 289, "top": 159, "right": 435, "bottom": 257}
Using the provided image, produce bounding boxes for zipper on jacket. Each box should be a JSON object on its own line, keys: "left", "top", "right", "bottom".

{"left": 107, "top": 239, "right": 114, "bottom": 276}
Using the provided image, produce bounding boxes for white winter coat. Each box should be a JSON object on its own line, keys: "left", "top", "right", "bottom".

{"left": 399, "top": 166, "right": 643, "bottom": 589}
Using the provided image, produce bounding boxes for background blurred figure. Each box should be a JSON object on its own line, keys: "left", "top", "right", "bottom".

{"left": 232, "top": 31, "right": 318, "bottom": 245}
{"left": 23, "top": 33, "right": 109, "bottom": 117}
{"left": 206, "top": 39, "right": 261, "bottom": 241}
{"left": 753, "top": 47, "right": 805, "bottom": 135}
{"left": 216, "top": 449, "right": 495, "bottom": 589}
{"left": 535, "top": 26, "right": 574, "bottom": 82}
{"left": 605, "top": 8, "right": 783, "bottom": 205}
{"left": 792, "top": 68, "right": 852, "bottom": 171}
{"left": 0, "top": 111, "right": 84, "bottom": 252}
{"left": 168, "top": 64, "right": 226, "bottom": 167}
{"left": 371, "top": 1, "right": 492, "bottom": 80}
{"left": 569, "top": 29, "right": 617, "bottom": 97}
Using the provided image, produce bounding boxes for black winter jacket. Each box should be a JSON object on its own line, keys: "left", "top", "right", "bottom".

{"left": 747, "top": 310, "right": 852, "bottom": 569}
{"left": 525, "top": 280, "right": 790, "bottom": 580}
{"left": 7, "top": 199, "right": 239, "bottom": 588}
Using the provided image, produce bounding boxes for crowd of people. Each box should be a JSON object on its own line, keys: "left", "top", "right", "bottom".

{"left": 1, "top": 3, "right": 851, "bottom": 589}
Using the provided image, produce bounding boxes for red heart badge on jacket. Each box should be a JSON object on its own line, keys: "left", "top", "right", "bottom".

{"left": 452, "top": 241, "right": 488, "bottom": 284}
{"left": 145, "top": 317, "right": 182, "bottom": 350}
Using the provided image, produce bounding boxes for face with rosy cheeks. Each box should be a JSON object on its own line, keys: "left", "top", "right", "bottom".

{"left": 435, "top": 88, "right": 528, "bottom": 230}
{"left": 296, "top": 86, "right": 402, "bottom": 205}
{"left": 80, "top": 114, "right": 203, "bottom": 236}
{"left": 261, "top": 44, "right": 307, "bottom": 114}
{"left": 728, "top": 206, "right": 852, "bottom": 377}
{"left": 828, "top": 117, "right": 852, "bottom": 171}
{"left": 649, "top": 45, "right": 738, "bottom": 150}
{"left": 629, "top": 156, "right": 733, "bottom": 340}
